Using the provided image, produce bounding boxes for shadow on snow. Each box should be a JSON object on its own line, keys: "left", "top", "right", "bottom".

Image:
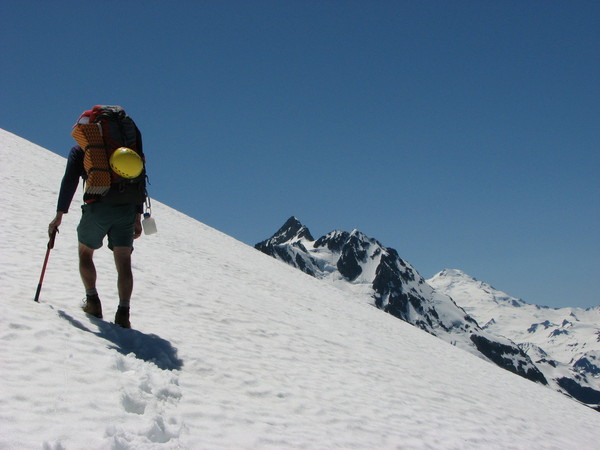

{"left": 57, "top": 309, "right": 184, "bottom": 371}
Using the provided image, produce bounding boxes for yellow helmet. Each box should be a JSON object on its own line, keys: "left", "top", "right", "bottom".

{"left": 109, "top": 147, "right": 143, "bottom": 179}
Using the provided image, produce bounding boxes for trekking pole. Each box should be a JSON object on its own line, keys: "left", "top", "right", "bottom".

{"left": 34, "top": 228, "right": 58, "bottom": 302}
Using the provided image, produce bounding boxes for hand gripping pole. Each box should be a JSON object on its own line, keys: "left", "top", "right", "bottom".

{"left": 34, "top": 229, "right": 58, "bottom": 302}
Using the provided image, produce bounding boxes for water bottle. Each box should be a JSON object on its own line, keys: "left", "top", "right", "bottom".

{"left": 142, "top": 212, "right": 157, "bottom": 235}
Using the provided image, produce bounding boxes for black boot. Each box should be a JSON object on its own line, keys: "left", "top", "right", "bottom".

{"left": 82, "top": 294, "right": 103, "bottom": 319}
{"left": 115, "top": 306, "right": 131, "bottom": 328}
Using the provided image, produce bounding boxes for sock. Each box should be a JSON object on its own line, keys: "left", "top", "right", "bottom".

{"left": 86, "top": 288, "right": 98, "bottom": 297}
{"left": 119, "top": 299, "right": 130, "bottom": 309}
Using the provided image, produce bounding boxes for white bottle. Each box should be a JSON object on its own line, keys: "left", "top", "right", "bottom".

{"left": 142, "top": 212, "right": 157, "bottom": 235}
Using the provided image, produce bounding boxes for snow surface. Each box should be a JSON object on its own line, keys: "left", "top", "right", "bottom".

{"left": 428, "top": 270, "right": 600, "bottom": 360}
{"left": 1, "top": 128, "right": 599, "bottom": 449}
{"left": 429, "top": 269, "right": 600, "bottom": 407}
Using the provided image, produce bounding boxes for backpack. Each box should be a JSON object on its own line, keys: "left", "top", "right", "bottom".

{"left": 71, "top": 105, "right": 146, "bottom": 204}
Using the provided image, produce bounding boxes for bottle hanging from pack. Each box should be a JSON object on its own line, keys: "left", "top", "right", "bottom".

{"left": 142, "top": 197, "right": 157, "bottom": 235}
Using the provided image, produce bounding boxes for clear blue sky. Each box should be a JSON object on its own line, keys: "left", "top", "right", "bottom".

{"left": 2, "top": 1, "right": 598, "bottom": 308}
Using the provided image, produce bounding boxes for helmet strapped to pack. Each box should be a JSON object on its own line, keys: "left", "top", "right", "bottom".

{"left": 71, "top": 105, "right": 144, "bottom": 196}
{"left": 110, "top": 147, "right": 144, "bottom": 179}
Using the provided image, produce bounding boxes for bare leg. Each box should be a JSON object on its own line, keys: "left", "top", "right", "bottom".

{"left": 79, "top": 242, "right": 102, "bottom": 318}
{"left": 78, "top": 243, "right": 97, "bottom": 290}
{"left": 113, "top": 246, "right": 133, "bottom": 303}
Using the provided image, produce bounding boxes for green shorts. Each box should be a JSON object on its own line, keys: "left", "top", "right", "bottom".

{"left": 77, "top": 203, "right": 137, "bottom": 250}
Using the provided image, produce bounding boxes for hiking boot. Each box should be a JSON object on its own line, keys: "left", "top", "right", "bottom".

{"left": 115, "top": 306, "right": 131, "bottom": 329}
{"left": 82, "top": 294, "right": 103, "bottom": 319}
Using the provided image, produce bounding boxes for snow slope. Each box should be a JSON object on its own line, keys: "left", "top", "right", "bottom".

{"left": 1, "top": 128, "right": 599, "bottom": 449}
{"left": 429, "top": 269, "right": 600, "bottom": 409}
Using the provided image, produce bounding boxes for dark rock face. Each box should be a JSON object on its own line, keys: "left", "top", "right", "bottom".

{"left": 336, "top": 234, "right": 366, "bottom": 281}
{"left": 574, "top": 356, "right": 600, "bottom": 376}
{"left": 314, "top": 231, "right": 350, "bottom": 252}
{"left": 470, "top": 334, "right": 547, "bottom": 385}
{"left": 556, "top": 377, "right": 600, "bottom": 406}
{"left": 255, "top": 217, "right": 318, "bottom": 276}
{"left": 373, "top": 250, "right": 421, "bottom": 323}
{"left": 255, "top": 217, "right": 547, "bottom": 386}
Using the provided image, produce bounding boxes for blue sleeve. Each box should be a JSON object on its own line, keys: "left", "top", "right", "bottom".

{"left": 56, "top": 147, "right": 85, "bottom": 213}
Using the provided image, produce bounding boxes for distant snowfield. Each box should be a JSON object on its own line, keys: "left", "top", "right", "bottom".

{"left": 1, "top": 128, "right": 599, "bottom": 449}
{"left": 428, "top": 269, "right": 600, "bottom": 401}
{"left": 428, "top": 269, "right": 600, "bottom": 365}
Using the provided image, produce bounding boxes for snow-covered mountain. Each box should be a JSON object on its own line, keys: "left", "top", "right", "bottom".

{"left": 2, "top": 128, "right": 600, "bottom": 449}
{"left": 255, "top": 217, "right": 546, "bottom": 384}
{"left": 429, "top": 269, "right": 600, "bottom": 411}
{"left": 255, "top": 217, "right": 600, "bottom": 411}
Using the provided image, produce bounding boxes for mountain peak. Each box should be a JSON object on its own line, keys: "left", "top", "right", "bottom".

{"left": 254, "top": 217, "right": 319, "bottom": 276}
{"left": 257, "top": 216, "right": 314, "bottom": 247}
{"left": 430, "top": 269, "right": 524, "bottom": 307}
{"left": 434, "top": 269, "right": 473, "bottom": 281}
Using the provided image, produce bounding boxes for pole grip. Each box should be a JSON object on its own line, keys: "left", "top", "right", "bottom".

{"left": 49, "top": 228, "right": 58, "bottom": 249}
